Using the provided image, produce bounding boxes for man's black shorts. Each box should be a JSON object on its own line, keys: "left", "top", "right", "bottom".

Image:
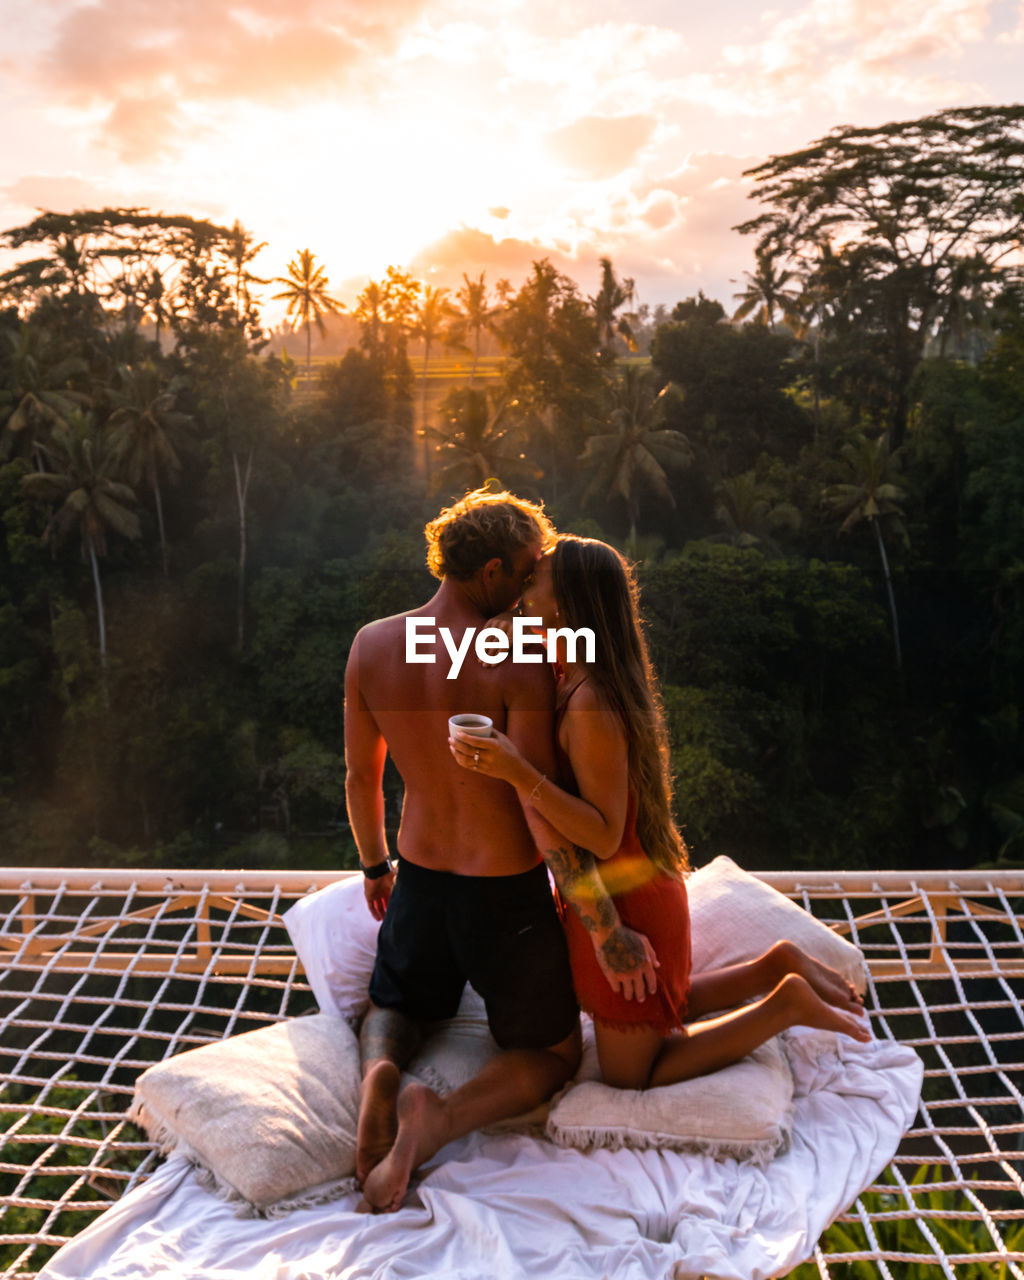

{"left": 368, "top": 859, "right": 579, "bottom": 1050}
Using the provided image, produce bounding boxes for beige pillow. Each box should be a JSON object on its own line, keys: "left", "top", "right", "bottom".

{"left": 546, "top": 1034, "right": 793, "bottom": 1166}
{"left": 128, "top": 1014, "right": 362, "bottom": 1216}
{"left": 689, "top": 855, "right": 868, "bottom": 995}
{"left": 407, "top": 987, "right": 551, "bottom": 1134}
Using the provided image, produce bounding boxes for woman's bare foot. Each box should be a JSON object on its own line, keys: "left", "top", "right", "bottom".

{"left": 772, "top": 940, "right": 864, "bottom": 1013}
{"left": 779, "top": 971, "right": 871, "bottom": 1042}
{"left": 361, "top": 1082, "right": 451, "bottom": 1214}
{"left": 356, "top": 1060, "right": 401, "bottom": 1186}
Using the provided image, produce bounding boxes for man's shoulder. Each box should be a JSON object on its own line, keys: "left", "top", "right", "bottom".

{"left": 353, "top": 609, "right": 425, "bottom": 651}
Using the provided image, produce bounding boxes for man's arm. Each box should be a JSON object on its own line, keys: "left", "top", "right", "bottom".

{"left": 344, "top": 631, "right": 395, "bottom": 919}
{"left": 504, "top": 671, "right": 659, "bottom": 1001}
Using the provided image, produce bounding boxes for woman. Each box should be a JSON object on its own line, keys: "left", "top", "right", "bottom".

{"left": 451, "top": 535, "right": 868, "bottom": 1089}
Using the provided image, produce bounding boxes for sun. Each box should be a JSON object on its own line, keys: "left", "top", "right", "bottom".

{"left": 178, "top": 93, "right": 553, "bottom": 312}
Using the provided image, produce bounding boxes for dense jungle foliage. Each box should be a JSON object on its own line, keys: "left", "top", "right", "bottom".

{"left": 2, "top": 107, "right": 1024, "bottom": 875}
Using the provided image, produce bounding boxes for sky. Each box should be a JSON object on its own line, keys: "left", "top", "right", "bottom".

{"left": 2, "top": 0, "right": 1023, "bottom": 323}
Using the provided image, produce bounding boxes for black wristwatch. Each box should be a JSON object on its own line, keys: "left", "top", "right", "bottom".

{"left": 362, "top": 858, "right": 393, "bottom": 880}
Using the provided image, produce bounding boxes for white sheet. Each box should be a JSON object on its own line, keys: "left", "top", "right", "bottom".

{"left": 40, "top": 1028, "right": 921, "bottom": 1280}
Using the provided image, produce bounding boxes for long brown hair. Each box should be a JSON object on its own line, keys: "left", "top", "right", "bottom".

{"left": 551, "top": 536, "right": 688, "bottom": 876}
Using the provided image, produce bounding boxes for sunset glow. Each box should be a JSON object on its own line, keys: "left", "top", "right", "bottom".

{"left": 2, "top": 0, "right": 1023, "bottom": 316}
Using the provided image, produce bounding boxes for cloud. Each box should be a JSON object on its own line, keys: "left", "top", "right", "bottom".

{"left": 713, "top": 0, "right": 992, "bottom": 114}
{"left": 545, "top": 114, "right": 658, "bottom": 180}
{"left": 3, "top": 174, "right": 111, "bottom": 214}
{"left": 409, "top": 225, "right": 554, "bottom": 282}
{"left": 405, "top": 151, "right": 764, "bottom": 311}
{"left": 33, "top": 0, "right": 432, "bottom": 159}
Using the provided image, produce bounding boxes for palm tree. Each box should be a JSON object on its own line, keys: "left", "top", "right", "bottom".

{"left": 712, "top": 472, "right": 801, "bottom": 551}
{"left": 140, "top": 268, "right": 172, "bottom": 349}
{"left": 453, "top": 272, "right": 499, "bottom": 384}
{"left": 107, "top": 362, "right": 192, "bottom": 575}
{"left": 823, "top": 432, "right": 908, "bottom": 671}
{"left": 580, "top": 366, "right": 692, "bottom": 547}
{"left": 272, "top": 249, "right": 344, "bottom": 379}
{"left": 354, "top": 279, "right": 386, "bottom": 362}
{"left": 21, "top": 416, "right": 140, "bottom": 675}
{"left": 0, "top": 326, "right": 87, "bottom": 463}
{"left": 226, "top": 221, "right": 269, "bottom": 328}
{"left": 591, "top": 257, "right": 636, "bottom": 362}
{"left": 732, "top": 248, "right": 803, "bottom": 332}
{"left": 413, "top": 285, "right": 457, "bottom": 462}
{"left": 424, "top": 387, "right": 541, "bottom": 496}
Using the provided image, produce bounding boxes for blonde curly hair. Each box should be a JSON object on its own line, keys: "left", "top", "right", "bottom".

{"left": 424, "top": 487, "right": 555, "bottom": 581}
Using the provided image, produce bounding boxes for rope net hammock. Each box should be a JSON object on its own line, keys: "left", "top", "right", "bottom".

{"left": 2, "top": 868, "right": 1023, "bottom": 1278}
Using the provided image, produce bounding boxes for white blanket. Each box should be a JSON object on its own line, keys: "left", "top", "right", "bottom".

{"left": 40, "top": 1028, "right": 921, "bottom": 1280}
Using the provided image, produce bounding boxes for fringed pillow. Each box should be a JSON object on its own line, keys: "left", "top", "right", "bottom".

{"left": 546, "top": 1034, "right": 793, "bottom": 1166}
{"left": 128, "top": 1014, "right": 361, "bottom": 1217}
{"left": 689, "top": 855, "right": 869, "bottom": 994}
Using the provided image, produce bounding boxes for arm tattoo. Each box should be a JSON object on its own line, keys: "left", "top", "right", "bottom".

{"left": 544, "top": 842, "right": 650, "bottom": 982}
{"left": 544, "top": 843, "right": 618, "bottom": 937}
{"left": 599, "top": 928, "right": 646, "bottom": 975}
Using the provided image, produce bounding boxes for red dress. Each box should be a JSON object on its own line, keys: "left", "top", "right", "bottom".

{"left": 555, "top": 687, "right": 691, "bottom": 1034}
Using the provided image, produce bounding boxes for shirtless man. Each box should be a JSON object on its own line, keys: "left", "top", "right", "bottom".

{"left": 344, "top": 488, "right": 657, "bottom": 1213}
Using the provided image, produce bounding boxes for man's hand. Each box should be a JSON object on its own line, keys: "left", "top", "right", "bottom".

{"left": 363, "top": 869, "right": 395, "bottom": 921}
{"left": 594, "top": 925, "right": 660, "bottom": 1002}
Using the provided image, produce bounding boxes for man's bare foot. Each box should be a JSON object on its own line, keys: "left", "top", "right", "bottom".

{"left": 780, "top": 972, "right": 871, "bottom": 1042}
{"left": 361, "top": 1082, "right": 451, "bottom": 1214}
{"left": 772, "top": 940, "right": 864, "bottom": 1013}
{"left": 356, "top": 1060, "right": 401, "bottom": 1186}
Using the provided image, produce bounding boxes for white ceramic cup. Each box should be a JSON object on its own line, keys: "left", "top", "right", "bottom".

{"left": 448, "top": 713, "right": 494, "bottom": 740}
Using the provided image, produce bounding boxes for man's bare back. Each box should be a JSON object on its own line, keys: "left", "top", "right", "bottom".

{"left": 343, "top": 537, "right": 555, "bottom": 880}
{"left": 347, "top": 592, "right": 556, "bottom": 878}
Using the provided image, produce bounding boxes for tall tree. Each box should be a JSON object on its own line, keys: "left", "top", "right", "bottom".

{"left": 21, "top": 416, "right": 140, "bottom": 673}
{"left": 732, "top": 248, "right": 803, "bottom": 332}
{"left": 353, "top": 267, "right": 420, "bottom": 427}
{"left": 226, "top": 221, "right": 269, "bottom": 333}
{"left": 453, "top": 271, "right": 498, "bottom": 383}
{"left": 424, "top": 387, "right": 541, "bottom": 496}
{"left": 189, "top": 330, "right": 288, "bottom": 649}
{"left": 0, "top": 325, "right": 87, "bottom": 463}
{"left": 1, "top": 209, "right": 259, "bottom": 345}
{"left": 823, "top": 432, "right": 908, "bottom": 671}
{"left": 272, "top": 249, "right": 343, "bottom": 379}
{"left": 107, "top": 361, "right": 192, "bottom": 575}
{"left": 737, "top": 106, "right": 1024, "bottom": 447}
{"left": 711, "top": 471, "right": 801, "bottom": 551}
{"left": 590, "top": 257, "right": 636, "bottom": 363}
{"left": 412, "top": 285, "right": 456, "bottom": 462}
{"left": 580, "top": 365, "right": 691, "bottom": 546}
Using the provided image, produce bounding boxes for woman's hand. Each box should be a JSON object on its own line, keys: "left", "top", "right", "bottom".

{"left": 594, "top": 926, "right": 660, "bottom": 1001}
{"left": 476, "top": 612, "right": 516, "bottom": 666}
{"left": 449, "top": 728, "right": 529, "bottom": 788}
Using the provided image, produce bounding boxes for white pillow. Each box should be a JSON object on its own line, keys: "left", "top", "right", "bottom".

{"left": 128, "top": 1015, "right": 361, "bottom": 1216}
{"left": 689, "top": 855, "right": 868, "bottom": 995}
{"left": 546, "top": 1034, "right": 793, "bottom": 1167}
{"left": 283, "top": 875, "right": 380, "bottom": 1023}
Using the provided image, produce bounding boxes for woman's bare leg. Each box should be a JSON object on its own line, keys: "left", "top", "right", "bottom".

{"left": 594, "top": 1023, "right": 665, "bottom": 1090}
{"left": 686, "top": 939, "right": 863, "bottom": 1021}
{"left": 595, "top": 967, "right": 870, "bottom": 1089}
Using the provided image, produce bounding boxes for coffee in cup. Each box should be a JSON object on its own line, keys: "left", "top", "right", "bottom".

{"left": 448, "top": 713, "right": 494, "bottom": 740}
